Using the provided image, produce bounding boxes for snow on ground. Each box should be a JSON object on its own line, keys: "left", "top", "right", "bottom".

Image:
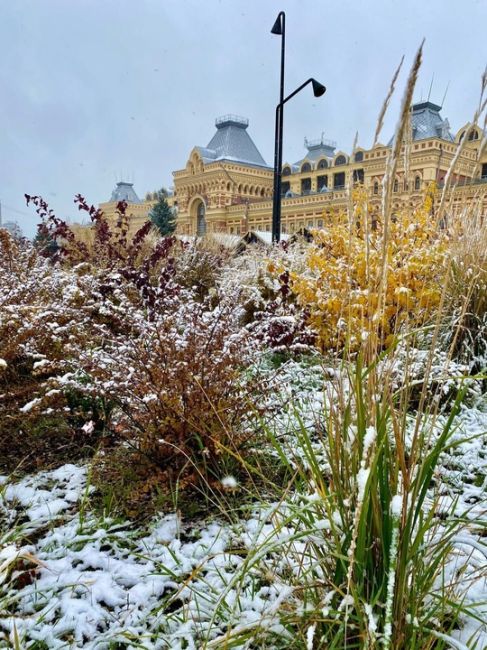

{"left": 432, "top": 404, "right": 487, "bottom": 648}
{"left": 0, "top": 361, "right": 486, "bottom": 649}
{"left": 1, "top": 471, "right": 296, "bottom": 649}
{"left": 1, "top": 465, "right": 88, "bottom": 531}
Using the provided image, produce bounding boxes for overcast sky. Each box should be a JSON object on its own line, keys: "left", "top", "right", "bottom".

{"left": 1, "top": 0, "right": 486, "bottom": 237}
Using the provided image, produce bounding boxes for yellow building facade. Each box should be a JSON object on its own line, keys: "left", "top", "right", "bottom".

{"left": 173, "top": 104, "right": 487, "bottom": 236}
{"left": 91, "top": 102, "right": 487, "bottom": 236}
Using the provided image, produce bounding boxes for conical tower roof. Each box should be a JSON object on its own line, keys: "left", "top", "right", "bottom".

{"left": 410, "top": 101, "right": 454, "bottom": 141}
{"left": 388, "top": 101, "right": 454, "bottom": 145}
{"left": 196, "top": 115, "right": 270, "bottom": 168}
{"left": 109, "top": 182, "right": 142, "bottom": 204}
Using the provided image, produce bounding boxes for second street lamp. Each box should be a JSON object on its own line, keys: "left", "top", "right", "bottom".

{"left": 272, "top": 77, "right": 326, "bottom": 243}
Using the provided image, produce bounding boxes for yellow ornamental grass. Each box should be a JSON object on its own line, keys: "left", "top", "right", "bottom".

{"left": 288, "top": 192, "right": 449, "bottom": 353}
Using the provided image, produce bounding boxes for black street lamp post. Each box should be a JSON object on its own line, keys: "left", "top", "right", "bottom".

{"left": 271, "top": 12, "right": 285, "bottom": 243}
{"left": 271, "top": 12, "right": 326, "bottom": 242}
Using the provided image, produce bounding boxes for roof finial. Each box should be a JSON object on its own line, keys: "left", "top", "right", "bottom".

{"left": 441, "top": 81, "right": 450, "bottom": 109}
{"left": 427, "top": 73, "right": 435, "bottom": 102}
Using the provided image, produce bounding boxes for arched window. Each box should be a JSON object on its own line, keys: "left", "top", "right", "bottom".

{"left": 318, "top": 159, "right": 328, "bottom": 169}
{"left": 468, "top": 129, "right": 479, "bottom": 141}
{"left": 282, "top": 166, "right": 291, "bottom": 176}
{"left": 459, "top": 131, "right": 465, "bottom": 142}
{"left": 301, "top": 162, "right": 312, "bottom": 173}
{"left": 414, "top": 175, "right": 421, "bottom": 191}
{"left": 196, "top": 202, "right": 206, "bottom": 236}
{"left": 393, "top": 179, "right": 399, "bottom": 193}
{"left": 226, "top": 182, "right": 231, "bottom": 191}
{"left": 354, "top": 151, "right": 364, "bottom": 162}
{"left": 373, "top": 181, "right": 379, "bottom": 195}
{"left": 335, "top": 155, "right": 347, "bottom": 166}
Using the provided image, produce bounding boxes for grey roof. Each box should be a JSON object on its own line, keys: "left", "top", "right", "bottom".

{"left": 197, "top": 115, "right": 270, "bottom": 168}
{"left": 291, "top": 136, "right": 337, "bottom": 170}
{"left": 110, "top": 182, "right": 142, "bottom": 204}
{"left": 388, "top": 101, "right": 454, "bottom": 145}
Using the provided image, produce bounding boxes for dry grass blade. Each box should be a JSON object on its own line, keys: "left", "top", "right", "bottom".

{"left": 377, "top": 41, "right": 424, "bottom": 351}
{"left": 373, "top": 55, "right": 404, "bottom": 147}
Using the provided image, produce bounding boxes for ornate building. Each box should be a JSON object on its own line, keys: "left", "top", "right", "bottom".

{"left": 173, "top": 115, "right": 274, "bottom": 235}
{"left": 94, "top": 102, "right": 487, "bottom": 236}
{"left": 173, "top": 103, "right": 487, "bottom": 235}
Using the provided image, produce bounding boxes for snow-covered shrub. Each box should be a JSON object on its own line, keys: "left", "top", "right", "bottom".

{"left": 173, "top": 237, "right": 235, "bottom": 302}
{"left": 0, "top": 228, "right": 23, "bottom": 272}
{"left": 1, "top": 219, "right": 272, "bottom": 494}
{"left": 218, "top": 243, "right": 316, "bottom": 354}
{"left": 64, "top": 289, "right": 267, "bottom": 483}
{"left": 3, "top": 200, "right": 311, "bottom": 485}
{"left": 0, "top": 236, "right": 130, "bottom": 470}
{"left": 26, "top": 193, "right": 319, "bottom": 356}
{"left": 0, "top": 216, "right": 185, "bottom": 471}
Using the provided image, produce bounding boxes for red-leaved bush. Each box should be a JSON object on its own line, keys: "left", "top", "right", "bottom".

{"left": 1, "top": 205, "right": 272, "bottom": 489}
{"left": 2, "top": 196, "right": 312, "bottom": 491}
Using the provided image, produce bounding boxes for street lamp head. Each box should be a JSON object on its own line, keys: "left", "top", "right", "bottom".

{"left": 271, "top": 13, "right": 284, "bottom": 35}
{"left": 311, "top": 79, "right": 327, "bottom": 98}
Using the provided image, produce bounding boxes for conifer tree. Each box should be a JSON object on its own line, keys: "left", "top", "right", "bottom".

{"left": 149, "top": 189, "right": 176, "bottom": 236}
{"left": 33, "top": 229, "right": 59, "bottom": 257}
